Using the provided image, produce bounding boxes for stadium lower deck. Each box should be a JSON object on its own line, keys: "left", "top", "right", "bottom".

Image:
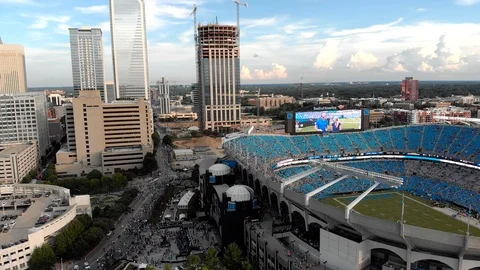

{"left": 275, "top": 159, "right": 480, "bottom": 236}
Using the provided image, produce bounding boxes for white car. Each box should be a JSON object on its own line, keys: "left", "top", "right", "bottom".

{"left": 84, "top": 262, "right": 90, "bottom": 270}
{"left": 73, "top": 265, "right": 79, "bottom": 270}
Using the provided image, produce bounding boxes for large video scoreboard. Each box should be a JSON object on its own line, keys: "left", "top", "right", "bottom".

{"left": 285, "top": 108, "right": 370, "bottom": 135}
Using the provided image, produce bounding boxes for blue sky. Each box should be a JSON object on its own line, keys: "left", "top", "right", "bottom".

{"left": 1, "top": 0, "right": 480, "bottom": 87}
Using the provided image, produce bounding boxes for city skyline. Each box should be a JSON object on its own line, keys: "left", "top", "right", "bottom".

{"left": 0, "top": 0, "right": 480, "bottom": 87}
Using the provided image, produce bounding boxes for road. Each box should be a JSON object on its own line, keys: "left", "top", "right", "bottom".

{"left": 66, "top": 128, "right": 182, "bottom": 270}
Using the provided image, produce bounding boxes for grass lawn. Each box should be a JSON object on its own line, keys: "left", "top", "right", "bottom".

{"left": 297, "top": 118, "right": 362, "bottom": 133}
{"left": 323, "top": 192, "right": 480, "bottom": 237}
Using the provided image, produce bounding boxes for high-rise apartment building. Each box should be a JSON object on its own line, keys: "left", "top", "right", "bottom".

{"left": 0, "top": 40, "right": 27, "bottom": 94}
{"left": 69, "top": 27, "right": 106, "bottom": 102}
{"left": 57, "top": 91, "right": 153, "bottom": 177}
{"left": 158, "top": 77, "right": 170, "bottom": 114}
{"left": 401, "top": 77, "right": 419, "bottom": 101}
{"left": 109, "top": 0, "right": 150, "bottom": 100}
{"left": 197, "top": 24, "right": 241, "bottom": 130}
{"left": 0, "top": 93, "right": 49, "bottom": 157}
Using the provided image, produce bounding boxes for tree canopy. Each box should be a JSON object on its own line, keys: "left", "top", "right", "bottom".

{"left": 28, "top": 244, "right": 56, "bottom": 270}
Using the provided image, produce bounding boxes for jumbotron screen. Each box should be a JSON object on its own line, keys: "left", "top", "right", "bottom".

{"left": 294, "top": 110, "right": 363, "bottom": 133}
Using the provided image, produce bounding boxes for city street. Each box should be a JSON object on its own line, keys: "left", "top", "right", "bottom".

{"left": 65, "top": 128, "right": 185, "bottom": 270}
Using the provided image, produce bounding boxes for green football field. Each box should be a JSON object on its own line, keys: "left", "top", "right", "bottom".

{"left": 297, "top": 118, "right": 362, "bottom": 133}
{"left": 322, "top": 192, "right": 480, "bottom": 237}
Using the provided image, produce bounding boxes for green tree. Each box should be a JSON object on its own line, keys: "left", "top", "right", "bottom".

{"left": 162, "top": 134, "right": 173, "bottom": 146}
{"left": 83, "top": 226, "right": 105, "bottom": 246}
{"left": 28, "top": 244, "right": 56, "bottom": 270}
{"left": 86, "top": 169, "right": 103, "bottom": 180}
{"left": 223, "top": 243, "right": 243, "bottom": 270}
{"left": 205, "top": 248, "right": 221, "bottom": 270}
{"left": 164, "top": 264, "right": 173, "bottom": 270}
{"left": 152, "top": 131, "right": 161, "bottom": 149}
{"left": 92, "top": 206, "right": 101, "bottom": 218}
{"left": 146, "top": 266, "right": 157, "bottom": 270}
{"left": 143, "top": 152, "right": 158, "bottom": 173}
{"left": 186, "top": 254, "right": 202, "bottom": 270}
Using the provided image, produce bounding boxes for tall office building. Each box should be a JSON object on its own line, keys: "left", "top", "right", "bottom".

{"left": 157, "top": 77, "right": 170, "bottom": 114}
{"left": 0, "top": 39, "right": 27, "bottom": 94}
{"left": 106, "top": 81, "right": 115, "bottom": 103}
{"left": 109, "top": 0, "right": 150, "bottom": 100}
{"left": 57, "top": 91, "right": 153, "bottom": 177}
{"left": 401, "top": 77, "right": 420, "bottom": 102}
{"left": 69, "top": 27, "right": 106, "bottom": 102}
{"left": 197, "top": 24, "right": 241, "bottom": 131}
{"left": 0, "top": 93, "right": 49, "bottom": 157}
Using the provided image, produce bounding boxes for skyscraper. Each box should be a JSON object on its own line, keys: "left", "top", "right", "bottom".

{"left": 197, "top": 24, "right": 241, "bottom": 131}
{"left": 109, "top": 0, "right": 150, "bottom": 100}
{"left": 69, "top": 27, "right": 106, "bottom": 102}
{"left": 105, "top": 81, "right": 115, "bottom": 103}
{"left": 0, "top": 39, "right": 27, "bottom": 94}
{"left": 158, "top": 77, "right": 170, "bottom": 114}
{"left": 401, "top": 77, "right": 420, "bottom": 102}
{"left": 0, "top": 93, "right": 49, "bottom": 157}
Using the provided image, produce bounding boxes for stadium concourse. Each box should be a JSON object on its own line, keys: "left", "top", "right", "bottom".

{"left": 224, "top": 124, "right": 480, "bottom": 270}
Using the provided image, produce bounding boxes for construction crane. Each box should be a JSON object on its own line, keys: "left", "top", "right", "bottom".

{"left": 190, "top": 4, "right": 200, "bottom": 84}
{"left": 233, "top": 0, "right": 248, "bottom": 45}
{"left": 256, "top": 88, "right": 261, "bottom": 128}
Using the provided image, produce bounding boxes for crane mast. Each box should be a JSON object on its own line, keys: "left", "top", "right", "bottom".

{"left": 190, "top": 5, "right": 199, "bottom": 84}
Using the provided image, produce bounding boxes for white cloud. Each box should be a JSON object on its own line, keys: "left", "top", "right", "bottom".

{"left": 242, "top": 17, "right": 277, "bottom": 29}
{"left": 28, "top": 15, "right": 70, "bottom": 29}
{"left": 0, "top": 0, "right": 33, "bottom": 3}
{"left": 74, "top": 5, "right": 108, "bottom": 14}
{"left": 313, "top": 40, "right": 339, "bottom": 69}
{"left": 416, "top": 8, "right": 428, "bottom": 12}
{"left": 455, "top": 0, "right": 480, "bottom": 5}
{"left": 284, "top": 21, "right": 316, "bottom": 34}
{"left": 380, "top": 35, "right": 463, "bottom": 73}
{"left": 299, "top": 31, "right": 317, "bottom": 39}
{"left": 241, "top": 66, "right": 253, "bottom": 80}
{"left": 329, "top": 18, "right": 403, "bottom": 37}
{"left": 347, "top": 51, "right": 378, "bottom": 70}
{"left": 94, "top": 21, "right": 111, "bottom": 32}
{"left": 253, "top": 63, "right": 288, "bottom": 80}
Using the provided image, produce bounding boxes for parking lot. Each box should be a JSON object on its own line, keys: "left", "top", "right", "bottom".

{"left": 0, "top": 192, "right": 69, "bottom": 247}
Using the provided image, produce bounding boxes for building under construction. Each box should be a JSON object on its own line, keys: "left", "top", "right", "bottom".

{"left": 197, "top": 24, "right": 241, "bottom": 131}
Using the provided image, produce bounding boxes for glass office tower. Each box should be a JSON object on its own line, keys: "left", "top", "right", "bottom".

{"left": 109, "top": 0, "right": 150, "bottom": 100}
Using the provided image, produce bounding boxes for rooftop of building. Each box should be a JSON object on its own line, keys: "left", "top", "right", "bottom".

{"left": 0, "top": 143, "right": 33, "bottom": 158}
{"left": 0, "top": 191, "right": 70, "bottom": 246}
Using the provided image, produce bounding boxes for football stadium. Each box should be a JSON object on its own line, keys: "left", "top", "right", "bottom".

{"left": 223, "top": 124, "right": 480, "bottom": 270}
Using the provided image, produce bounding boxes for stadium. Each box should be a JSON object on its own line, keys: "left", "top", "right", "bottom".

{"left": 223, "top": 124, "right": 480, "bottom": 270}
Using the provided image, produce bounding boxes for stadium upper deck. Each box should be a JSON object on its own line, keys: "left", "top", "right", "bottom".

{"left": 225, "top": 124, "right": 480, "bottom": 165}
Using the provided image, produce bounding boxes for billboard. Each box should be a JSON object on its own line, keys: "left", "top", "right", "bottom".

{"left": 294, "top": 109, "right": 363, "bottom": 134}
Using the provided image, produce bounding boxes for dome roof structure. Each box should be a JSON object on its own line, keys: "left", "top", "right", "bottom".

{"left": 226, "top": 185, "right": 254, "bottom": 202}
{"left": 209, "top": 163, "right": 231, "bottom": 176}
